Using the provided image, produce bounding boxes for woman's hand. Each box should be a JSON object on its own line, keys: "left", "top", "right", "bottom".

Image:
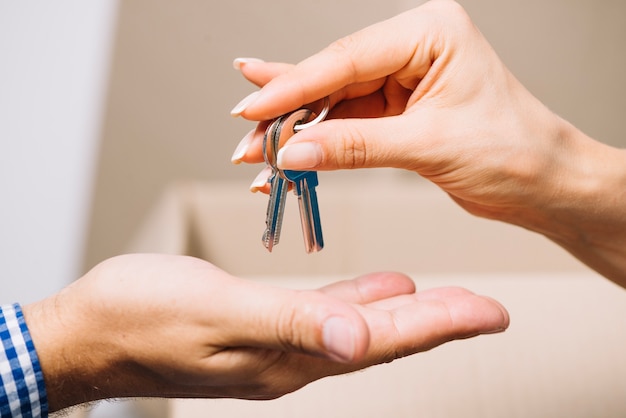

{"left": 231, "top": 0, "right": 626, "bottom": 285}
{"left": 24, "top": 253, "right": 508, "bottom": 412}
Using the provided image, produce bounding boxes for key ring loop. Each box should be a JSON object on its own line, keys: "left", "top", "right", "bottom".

{"left": 293, "top": 97, "right": 330, "bottom": 131}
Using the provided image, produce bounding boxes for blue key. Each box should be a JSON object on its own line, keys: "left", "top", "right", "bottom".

{"left": 261, "top": 97, "right": 329, "bottom": 253}
{"left": 283, "top": 169, "right": 324, "bottom": 253}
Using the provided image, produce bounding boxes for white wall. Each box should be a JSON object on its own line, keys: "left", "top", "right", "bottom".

{"left": 0, "top": 1, "right": 119, "bottom": 304}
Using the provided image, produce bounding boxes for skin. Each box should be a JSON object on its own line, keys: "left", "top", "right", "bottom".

{"left": 23, "top": 254, "right": 508, "bottom": 413}
{"left": 231, "top": 0, "right": 626, "bottom": 287}
{"left": 19, "top": 0, "right": 626, "bottom": 413}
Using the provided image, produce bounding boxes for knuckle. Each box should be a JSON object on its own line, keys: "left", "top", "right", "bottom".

{"left": 274, "top": 291, "right": 317, "bottom": 353}
{"left": 275, "top": 302, "right": 299, "bottom": 351}
{"left": 430, "top": 0, "right": 475, "bottom": 34}
{"left": 324, "top": 36, "right": 359, "bottom": 83}
{"left": 334, "top": 123, "right": 368, "bottom": 169}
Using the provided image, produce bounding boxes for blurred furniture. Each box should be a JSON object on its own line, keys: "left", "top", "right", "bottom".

{"left": 128, "top": 177, "right": 626, "bottom": 418}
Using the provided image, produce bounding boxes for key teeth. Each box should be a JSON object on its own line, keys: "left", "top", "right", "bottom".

{"left": 262, "top": 230, "right": 280, "bottom": 252}
{"left": 261, "top": 100, "right": 329, "bottom": 254}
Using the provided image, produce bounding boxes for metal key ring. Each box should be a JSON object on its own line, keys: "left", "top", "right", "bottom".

{"left": 262, "top": 118, "right": 281, "bottom": 168}
{"left": 293, "top": 96, "right": 330, "bottom": 132}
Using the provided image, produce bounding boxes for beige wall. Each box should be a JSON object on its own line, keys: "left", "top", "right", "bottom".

{"left": 83, "top": 0, "right": 407, "bottom": 269}
{"left": 83, "top": 0, "right": 626, "bottom": 271}
{"left": 459, "top": 0, "right": 626, "bottom": 146}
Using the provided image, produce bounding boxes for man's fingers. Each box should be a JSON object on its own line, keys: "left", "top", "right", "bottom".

{"left": 271, "top": 286, "right": 510, "bottom": 380}
{"left": 319, "top": 272, "right": 416, "bottom": 304}
{"left": 216, "top": 280, "right": 371, "bottom": 364}
{"left": 358, "top": 287, "right": 510, "bottom": 364}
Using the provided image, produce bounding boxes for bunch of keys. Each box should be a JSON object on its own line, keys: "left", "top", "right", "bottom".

{"left": 262, "top": 97, "right": 330, "bottom": 253}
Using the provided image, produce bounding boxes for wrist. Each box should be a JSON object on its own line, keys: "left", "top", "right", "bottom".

{"left": 23, "top": 289, "right": 121, "bottom": 412}
{"left": 514, "top": 116, "right": 626, "bottom": 284}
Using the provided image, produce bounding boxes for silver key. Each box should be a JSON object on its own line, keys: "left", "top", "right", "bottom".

{"left": 283, "top": 169, "right": 323, "bottom": 253}
{"left": 273, "top": 109, "right": 324, "bottom": 253}
{"left": 260, "top": 97, "right": 330, "bottom": 253}
{"left": 261, "top": 119, "right": 288, "bottom": 251}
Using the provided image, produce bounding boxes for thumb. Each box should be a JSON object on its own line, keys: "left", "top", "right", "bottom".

{"left": 276, "top": 115, "right": 428, "bottom": 171}
{"left": 226, "top": 284, "right": 371, "bottom": 363}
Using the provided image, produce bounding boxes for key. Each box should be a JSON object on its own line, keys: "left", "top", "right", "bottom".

{"left": 259, "top": 97, "right": 330, "bottom": 253}
{"left": 273, "top": 109, "right": 324, "bottom": 253}
{"left": 261, "top": 119, "right": 288, "bottom": 251}
{"left": 283, "top": 169, "right": 324, "bottom": 253}
{"left": 262, "top": 170, "right": 288, "bottom": 251}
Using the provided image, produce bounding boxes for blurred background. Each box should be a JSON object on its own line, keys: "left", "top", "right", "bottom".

{"left": 80, "top": 0, "right": 626, "bottom": 273}
{"left": 2, "top": 0, "right": 625, "bottom": 303}
{"left": 2, "top": 1, "right": 626, "bottom": 417}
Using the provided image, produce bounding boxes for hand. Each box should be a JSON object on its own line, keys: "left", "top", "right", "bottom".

{"left": 23, "top": 253, "right": 508, "bottom": 412}
{"left": 231, "top": 0, "right": 626, "bottom": 285}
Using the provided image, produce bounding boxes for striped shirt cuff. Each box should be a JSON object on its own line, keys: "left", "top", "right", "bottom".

{"left": 0, "top": 304, "right": 48, "bottom": 418}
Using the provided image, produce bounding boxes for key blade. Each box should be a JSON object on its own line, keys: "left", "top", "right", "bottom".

{"left": 262, "top": 173, "right": 288, "bottom": 252}
{"left": 262, "top": 117, "right": 290, "bottom": 252}
{"left": 283, "top": 170, "right": 324, "bottom": 253}
{"left": 299, "top": 176, "right": 324, "bottom": 253}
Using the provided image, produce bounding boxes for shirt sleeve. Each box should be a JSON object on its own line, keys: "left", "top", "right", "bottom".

{"left": 0, "top": 304, "right": 48, "bottom": 418}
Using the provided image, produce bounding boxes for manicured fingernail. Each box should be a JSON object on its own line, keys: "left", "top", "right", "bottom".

{"left": 233, "top": 57, "right": 264, "bottom": 70}
{"left": 249, "top": 167, "right": 272, "bottom": 192}
{"left": 323, "top": 316, "right": 356, "bottom": 362}
{"left": 231, "top": 130, "right": 254, "bottom": 164}
{"left": 277, "top": 142, "right": 322, "bottom": 169}
{"left": 230, "top": 91, "right": 260, "bottom": 117}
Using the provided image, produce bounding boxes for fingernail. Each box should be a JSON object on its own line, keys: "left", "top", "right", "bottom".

{"left": 277, "top": 142, "right": 322, "bottom": 169}
{"left": 323, "top": 316, "right": 356, "bottom": 362}
{"left": 230, "top": 91, "right": 260, "bottom": 117}
{"left": 249, "top": 167, "right": 271, "bottom": 192}
{"left": 231, "top": 130, "right": 254, "bottom": 164}
{"left": 233, "top": 57, "right": 264, "bottom": 70}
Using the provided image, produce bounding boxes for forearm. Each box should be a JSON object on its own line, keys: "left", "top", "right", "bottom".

{"left": 22, "top": 292, "right": 121, "bottom": 413}
{"left": 550, "top": 134, "right": 626, "bottom": 287}
{"left": 511, "top": 117, "right": 626, "bottom": 287}
{"left": 25, "top": 293, "right": 183, "bottom": 413}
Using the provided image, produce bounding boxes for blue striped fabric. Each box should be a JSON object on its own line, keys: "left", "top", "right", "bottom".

{"left": 0, "top": 304, "right": 48, "bottom": 418}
